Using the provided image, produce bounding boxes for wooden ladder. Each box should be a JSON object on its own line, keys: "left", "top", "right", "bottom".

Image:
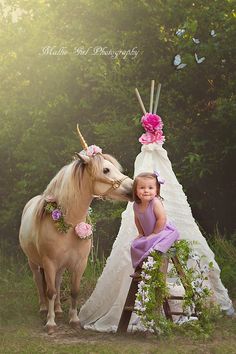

{"left": 117, "top": 253, "right": 198, "bottom": 333}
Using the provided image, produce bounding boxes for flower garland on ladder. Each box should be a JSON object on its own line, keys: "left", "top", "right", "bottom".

{"left": 134, "top": 240, "right": 219, "bottom": 336}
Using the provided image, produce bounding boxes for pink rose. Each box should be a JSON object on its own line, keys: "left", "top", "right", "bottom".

{"left": 45, "top": 195, "right": 56, "bottom": 202}
{"left": 86, "top": 145, "right": 102, "bottom": 157}
{"left": 75, "top": 222, "right": 93, "bottom": 239}
{"left": 141, "top": 113, "right": 163, "bottom": 133}
{"left": 153, "top": 130, "right": 165, "bottom": 144}
{"left": 139, "top": 132, "right": 157, "bottom": 144}
{"left": 139, "top": 131, "right": 165, "bottom": 145}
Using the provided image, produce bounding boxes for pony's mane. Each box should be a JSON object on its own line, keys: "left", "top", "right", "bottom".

{"left": 42, "top": 160, "right": 84, "bottom": 214}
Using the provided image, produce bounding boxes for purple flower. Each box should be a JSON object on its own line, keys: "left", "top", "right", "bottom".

{"left": 52, "top": 209, "right": 62, "bottom": 220}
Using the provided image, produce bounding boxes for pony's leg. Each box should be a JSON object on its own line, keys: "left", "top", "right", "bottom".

{"left": 54, "top": 269, "right": 64, "bottom": 315}
{"left": 28, "top": 260, "right": 47, "bottom": 314}
{"left": 69, "top": 257, "right": 88, "bottom": 326}
{"left": 43, "top": 258, "right": 57, "bottom": 334}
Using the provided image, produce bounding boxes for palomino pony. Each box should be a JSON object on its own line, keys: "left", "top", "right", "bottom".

{"left": 19, "top": 132, "right": 133, "bottom": 334}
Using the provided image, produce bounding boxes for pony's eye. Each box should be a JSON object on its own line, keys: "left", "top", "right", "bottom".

{"left": 103, "top": 168, "right": 110, "bottom": 174}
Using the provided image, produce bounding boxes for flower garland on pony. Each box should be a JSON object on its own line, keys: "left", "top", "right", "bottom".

{"left": 44, "top": 198, "right": 93, "bottom": 239}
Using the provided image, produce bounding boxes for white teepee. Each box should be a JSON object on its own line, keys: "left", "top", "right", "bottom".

{"left": 78, "top": 82, "right": 234, "bottom": 332}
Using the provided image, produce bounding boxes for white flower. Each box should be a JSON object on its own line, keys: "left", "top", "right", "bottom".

{"left": 190, "top": 252, "right": 200, "bottom": 261}
{"left": 149, "top": 320, "right": 155, "bottom": 327}
{"left": 195, "top": 287, "right": 204, "bottom": 295}
{"left": 142, "top": 256, "right": 156, "bottom": 270}
{"left": 201, "top": 264, "right": 209, "bottom": 273}
{"left": 147, "top": 256, "right": 154, "bottom": 263}
{"left": 176, "top": 28, "right": 185, "bottom": 37}
{"left": 145, "top": 274, "right": 151, "bottom": 280}
{"left": 191, "top": 278, "right": 201, "bottom": 288}
{"left": 132, "top": 317, "right": 140, "bottom": 326}
{"left": 138, "top": 281, "right": 145, "bottom": 290}
{"left": 134, "top": 300, "right": 143, "bottom": 311}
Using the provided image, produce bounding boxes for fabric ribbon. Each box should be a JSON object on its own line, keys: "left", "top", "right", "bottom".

{"left": 154, "top": 170, "right": 165, "bottom": 184}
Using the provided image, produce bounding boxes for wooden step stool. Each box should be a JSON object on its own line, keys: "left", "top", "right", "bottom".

{"left": 117, "top": 252, "right": 198, "bottom": 333}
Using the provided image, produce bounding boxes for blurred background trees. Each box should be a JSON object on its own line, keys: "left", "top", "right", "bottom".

{"left": 0, "top": 0, "right": 235, "bottom": 255}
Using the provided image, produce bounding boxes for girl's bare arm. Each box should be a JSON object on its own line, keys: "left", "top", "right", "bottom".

{"left": 149, "top": 198, "right": 166, "bottom": 236}
{"left": 135, "top": 215, "right": 144, "bottom": 237}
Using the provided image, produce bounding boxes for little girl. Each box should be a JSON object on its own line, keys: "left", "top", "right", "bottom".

{"left": 130, "top": 172, "right": 179, "bottom": 272}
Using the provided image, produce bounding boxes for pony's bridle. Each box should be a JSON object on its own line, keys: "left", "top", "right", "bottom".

{"left": 91, "top": 175, "right": 129, "bottom": 199}
{"left": 76, "top": 124, "right": 129, "bottom": 200}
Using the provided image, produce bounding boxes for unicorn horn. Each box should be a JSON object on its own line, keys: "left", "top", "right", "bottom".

{"left": 77, "top": 124, "right": 88, "bottom": 150}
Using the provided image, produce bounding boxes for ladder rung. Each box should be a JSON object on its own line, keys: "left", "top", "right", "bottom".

{"left": 124, "top": 306, "right": 134, "bottom": 311}
{"left": 168, "top": 296, "right": 184, "bottom": 300}
{"left": 133, "top": 277, "right": 142, "bottom": 282}
{"left": 170, "top": 311, "right": 198, "bottom": 317}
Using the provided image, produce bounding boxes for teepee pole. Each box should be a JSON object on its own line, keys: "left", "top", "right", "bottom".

{"left": 149, "top": 80, "right": 155, "bottom": 113}
{"left": 135, "top": 88, "right": 147, "bottom": 115}
{"left": 153, "top": 83, "right": 162, "bottom": 114}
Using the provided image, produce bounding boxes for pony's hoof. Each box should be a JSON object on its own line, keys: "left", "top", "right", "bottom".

{"left": 69, "top": 321, "right": 81, "bottom": 329}
{"left": 46, "top": 325, "right": 57, "bottom": 335}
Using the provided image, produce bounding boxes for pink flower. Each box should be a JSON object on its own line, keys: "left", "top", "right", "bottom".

{"left": 86, "top": 145, "right": 102, "bottom": 157}
{"left": 75, "top": 222, "right": 93, "bottom": 239}
{"left": 139, "top": 131, "right": 165, "bottom": 145}
{"left": 45, "top": 195, "right": 56, "bottom": 202}
{"left": 141, "top": 113, "right": 163, "bottom": 133}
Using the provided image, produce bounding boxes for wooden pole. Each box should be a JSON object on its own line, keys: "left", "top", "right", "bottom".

{"left": 153, "top": 83, "right": 161, "bottom": 114}
{"left": 149, "top": 80, "right": 155, "bottom": 113}
{"left": 135, "top": 88, "right": 147, "bottom": 115}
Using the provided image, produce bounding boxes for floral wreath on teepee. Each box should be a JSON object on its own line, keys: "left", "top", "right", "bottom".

{"left": 135, "top": 81, "right": 165, "bottom": 145}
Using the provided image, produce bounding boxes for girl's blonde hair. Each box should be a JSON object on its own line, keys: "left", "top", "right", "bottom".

{"left": 133, "top": 172, "right": 161, "bottom": 204}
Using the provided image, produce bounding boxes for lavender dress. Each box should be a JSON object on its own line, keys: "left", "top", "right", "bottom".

{"left": 131, "top": 197, "right": 180, "bottom": 269}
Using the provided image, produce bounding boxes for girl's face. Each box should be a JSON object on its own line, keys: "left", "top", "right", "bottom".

{"left": 136, "top": 177, "right": 157, "bottom": 203}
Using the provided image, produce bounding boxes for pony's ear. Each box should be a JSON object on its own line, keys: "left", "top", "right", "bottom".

{"left": 74, "top": 152, "right": 90, "bottom": 164}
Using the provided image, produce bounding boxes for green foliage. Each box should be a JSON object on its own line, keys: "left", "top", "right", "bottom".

{"left": 0, "top": 236, "right": 235, "bottom": 351}
{"left": 0, "top": 0, "right": 235, "bottom": 253}
{"left": 44, "top": 201, "right": 72, "bottom": 233}
{"left": 135, "top": 240, "right": 221, "bottom": 337}
{"left": 209, "top": 228, "right": 236, "bottom": 296}
{"left": 0, "top": 241, "right": 105, "bottom": 327}
{"left": 135, "top": 252, "right": 173, "bottom": 336}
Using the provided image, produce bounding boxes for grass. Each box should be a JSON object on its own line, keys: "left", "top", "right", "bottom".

{"left": 0, "top": 233, "right": 236, "bottom": 353}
